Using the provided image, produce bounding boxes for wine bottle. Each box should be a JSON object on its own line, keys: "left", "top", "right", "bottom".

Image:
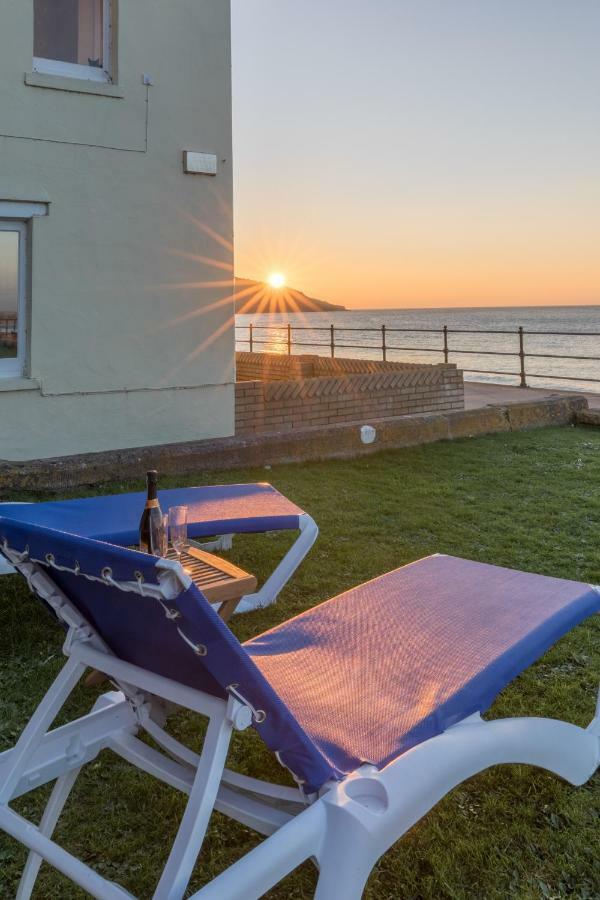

{"left": 139, "top": 470, "right": 166, "bottom": 555}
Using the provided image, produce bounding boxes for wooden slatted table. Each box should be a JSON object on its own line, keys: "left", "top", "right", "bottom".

{"left": 169, "top": 545, "right": 257, "bottom": 623}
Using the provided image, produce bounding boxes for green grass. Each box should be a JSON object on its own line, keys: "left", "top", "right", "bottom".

{"left": 1, "top": 426, "right": 600, "bottom": 899}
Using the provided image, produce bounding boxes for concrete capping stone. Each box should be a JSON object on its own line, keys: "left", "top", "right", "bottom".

{"left": 0, "top": 395, "right": 587, "bottom": 492}
{"left": 235, "top": 351, "right": 458, "bottom": 382}
{"left": 575, "top": 409, "right": 600, "bottom": 426}
{"left": 490, "top": 395, "right": 588, "bottom": 429}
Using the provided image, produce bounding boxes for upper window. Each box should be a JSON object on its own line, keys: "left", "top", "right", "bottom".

{"left": 0, "top": 223, "right": 27, "bottom": 379}
{"left": 33, "top": 0, "right": 112, "bottom": 83}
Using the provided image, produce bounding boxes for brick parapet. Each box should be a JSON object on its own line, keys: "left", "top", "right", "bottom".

{"left": 235, "top": 353, "right": 464, "bottom": 435}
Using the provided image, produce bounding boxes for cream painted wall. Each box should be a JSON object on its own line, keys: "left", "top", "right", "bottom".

{"left": 0, "top": 0, "right": 234, "bottom": 461}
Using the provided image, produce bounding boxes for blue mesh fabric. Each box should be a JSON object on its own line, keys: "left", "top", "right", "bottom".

{"left": 0, "top": 483, "right": 302, "bottom": 546}
{"left": 245, "top": 555, "right": 600, "bottom": 778}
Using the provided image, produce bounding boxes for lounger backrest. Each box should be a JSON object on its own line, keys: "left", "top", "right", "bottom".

{"left": 0, "top": 516, "right": 335, "bottom": 791}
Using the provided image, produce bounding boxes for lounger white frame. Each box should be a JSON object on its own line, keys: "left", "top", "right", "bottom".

{"left": 233, "top": 513, "right": 318, "bottom": 612}
{"left": 1, "top": 547, "right": 598, "bottom": 900}
{"left": 0, "top": 504, "right": 319, "bottom": 613}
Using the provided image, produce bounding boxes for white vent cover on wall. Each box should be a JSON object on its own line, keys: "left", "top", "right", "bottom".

{"left": 183, "top": 151, "right": 218, "bottom": 175}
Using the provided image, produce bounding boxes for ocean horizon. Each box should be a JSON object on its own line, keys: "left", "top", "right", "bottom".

{"left": 236, "top": 305, "right": 600, "bottom": 392}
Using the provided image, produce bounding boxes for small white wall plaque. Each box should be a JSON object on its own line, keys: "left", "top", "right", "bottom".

{"left": 360, "top": 425, "right": 377, "bottom": 445}
{"left": 183, "top": 151, "right": 218, "bottom": 176}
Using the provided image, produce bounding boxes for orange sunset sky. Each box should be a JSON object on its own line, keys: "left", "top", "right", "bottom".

{"left": 231, "top": 1, "right": 599, "bottom": 310}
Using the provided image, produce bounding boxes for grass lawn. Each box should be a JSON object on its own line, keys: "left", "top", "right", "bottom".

{"left": 1, "top": 426, "right": 599, "bottom": 899}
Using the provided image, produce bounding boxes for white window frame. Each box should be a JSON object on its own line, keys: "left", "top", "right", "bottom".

{"left": 0, "top": 221, "right": 27, "bottom": 379}
{"left": 33, "top": 0, "right": 112, "bottom": 84}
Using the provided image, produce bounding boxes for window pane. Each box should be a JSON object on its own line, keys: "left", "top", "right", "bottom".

{"left": 34, "top": 0, "right": 104, "bottom": 68}
{"left": 0, "top": 232, "right": 19, "bottom": 362}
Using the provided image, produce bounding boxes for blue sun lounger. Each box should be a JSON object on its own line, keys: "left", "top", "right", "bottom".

{"left": 0, "top": 518, "right": 598, "bottom": 899}
{"left": 0, "top": 483, "right": 318, "bottom": 613}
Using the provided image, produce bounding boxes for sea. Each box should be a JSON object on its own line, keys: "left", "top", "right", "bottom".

{"left": 236, "top": 306, "right": 600, "bottom": 393}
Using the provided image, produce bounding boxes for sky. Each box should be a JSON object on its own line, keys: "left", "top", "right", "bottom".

{"left": 231, "top": 0, "right": 600, "bottom": 309}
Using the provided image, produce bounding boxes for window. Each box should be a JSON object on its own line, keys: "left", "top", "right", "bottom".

{"left": 33, "top": 0, "right": 112, "bottom": 83}
{"left": 0, "top": 223, "right": 27, "bottom": 378}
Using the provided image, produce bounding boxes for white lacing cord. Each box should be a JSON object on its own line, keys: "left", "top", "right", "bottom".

{"left": 3, "top": 539, "right": 266, "bottom": 711}
{"left": 156, "top": 596, "right": 182, "bottom": 621}
{"left": 227, "top": 684, "right": 266, "bottom": 723}
{"left": 176, "top": 627, "right": 208, "bottom": 657}
{"left": 273, "top": 750, "right": 313, "bottom": 802}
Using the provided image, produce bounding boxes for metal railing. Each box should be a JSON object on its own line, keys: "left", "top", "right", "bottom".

{"left": 235, "top": 322, "right": 600, "bottom": 388}
{"left": 0, "top": 317, "right": 17, "bottom": 346}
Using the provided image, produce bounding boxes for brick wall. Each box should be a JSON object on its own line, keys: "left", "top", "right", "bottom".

{"left": 235, "top": 352, "right": 464, "bottom": 435}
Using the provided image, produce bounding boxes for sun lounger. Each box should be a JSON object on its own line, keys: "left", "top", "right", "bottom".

{"left": 0, "top": 519, "right": 598, "bottom": 899}
{"left": 0, "top": 483, "right": 318, "bottom": 612}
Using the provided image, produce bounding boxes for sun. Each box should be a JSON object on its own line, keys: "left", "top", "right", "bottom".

{"left": 267, "top": 272, "right": 286, "bottom": 289}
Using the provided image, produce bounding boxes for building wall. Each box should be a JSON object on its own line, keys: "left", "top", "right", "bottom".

{"left": 0, "top": 0, "right": 234, "bottom": 461}
{"left": 235, "top": 353, "right": 464, "bottom": 435}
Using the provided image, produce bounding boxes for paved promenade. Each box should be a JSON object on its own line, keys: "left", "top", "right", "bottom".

{"left": 465, "top": 381, "right": 600, "bottom": 410}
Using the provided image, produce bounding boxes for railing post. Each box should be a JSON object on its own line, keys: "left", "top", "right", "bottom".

{"left": 381, "top": 325, "right": 387, "bottom": 362}
{"left": 249, "top": 323, "right": 253, "bottom": 353}
{"left": 287, "top": 323, "right": 292, "bottom": 356}
{"left": 443, "top": 325, "right": 449, "bottom": 364}
{"left": 518, "top": 326, "right": 527, "bottom": 387}
{"left": 330, "top": 324, "right": 335, "bottom": 358}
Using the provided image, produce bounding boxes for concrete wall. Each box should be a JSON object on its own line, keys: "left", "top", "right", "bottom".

{"left": 1, "top": 395, "right": 585, "bottom": 492}
{"left": 0, "top": 0, "right": 234, "bottom": 460}
{"left": 235, "top": 353, "right": 464, "bottom": 435}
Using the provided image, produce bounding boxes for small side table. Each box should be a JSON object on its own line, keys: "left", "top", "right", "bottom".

{"left": 172, "top": 545, "right": 257, "bottom": 623}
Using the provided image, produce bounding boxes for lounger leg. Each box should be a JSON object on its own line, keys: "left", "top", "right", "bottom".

{"left": 0, "top": 556, "right": 16, "bottom": 575}
{"left": 191, "top": 534, "right": 234, "bottom": 553}
{"left": 190, "top": 801, "right": 325, "bottom": 900}
{"left": 16, "top": 766, "right": 82, "bottom": 900}
{"left": 0, "top": 656, "right": 86, "bottom": 805}
{"left": 0, "top": 804, "right": 132, "bottom": 899}
{"left": 236, "top": 514, "right": 318, "bottom": 613}
{"left": 315, "top": 856, "right": 372, "bottom": 900}
{"left": 313, "top": 797, "right": 380, "bottom": 900}
{"left": 153, "top": 706, "right": 235, "bottom": 900}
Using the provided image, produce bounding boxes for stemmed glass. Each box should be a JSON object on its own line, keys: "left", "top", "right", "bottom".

{"left": 168, "top": 506, "right": 188, "bottom": 563}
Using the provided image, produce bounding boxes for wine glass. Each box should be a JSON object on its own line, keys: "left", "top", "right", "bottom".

{"left": 150, "top": 514, "right": 168, "bottom": 558}
{"left": 168, "top": 506, "right": 188, "bottom": 563}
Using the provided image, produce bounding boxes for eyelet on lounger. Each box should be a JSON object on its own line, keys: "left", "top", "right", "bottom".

{"left": 45, "top": 553, "right": 55, "bottom": 565}
{"left": 194, "top": 644, "right": 208, "bottom": 657}
{"left": 134, "top": 570, "right": 144, "bottom": 582}
{"left": 101, "top": 567, "right": 113, "bottom": 581}
{"left": 226, "top": 684, "right": 267, "bottom": 724}
{"left": 74, "top": 560, "right": 81, "bottom": 574}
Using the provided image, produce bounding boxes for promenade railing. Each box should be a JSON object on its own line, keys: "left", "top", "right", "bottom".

{"left": 0, "top": 317, "right": 17, "bottom": 345}
{"left": 235, "top": 323, "right": 600, "bottom": 388}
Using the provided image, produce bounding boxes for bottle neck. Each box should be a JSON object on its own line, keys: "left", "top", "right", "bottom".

{"left": 146, "top": 473, "right": 158, "bottom": 505}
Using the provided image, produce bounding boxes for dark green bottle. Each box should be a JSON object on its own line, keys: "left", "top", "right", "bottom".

{"left": 139, "top": 470, "right": 165, "bottom": 554}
